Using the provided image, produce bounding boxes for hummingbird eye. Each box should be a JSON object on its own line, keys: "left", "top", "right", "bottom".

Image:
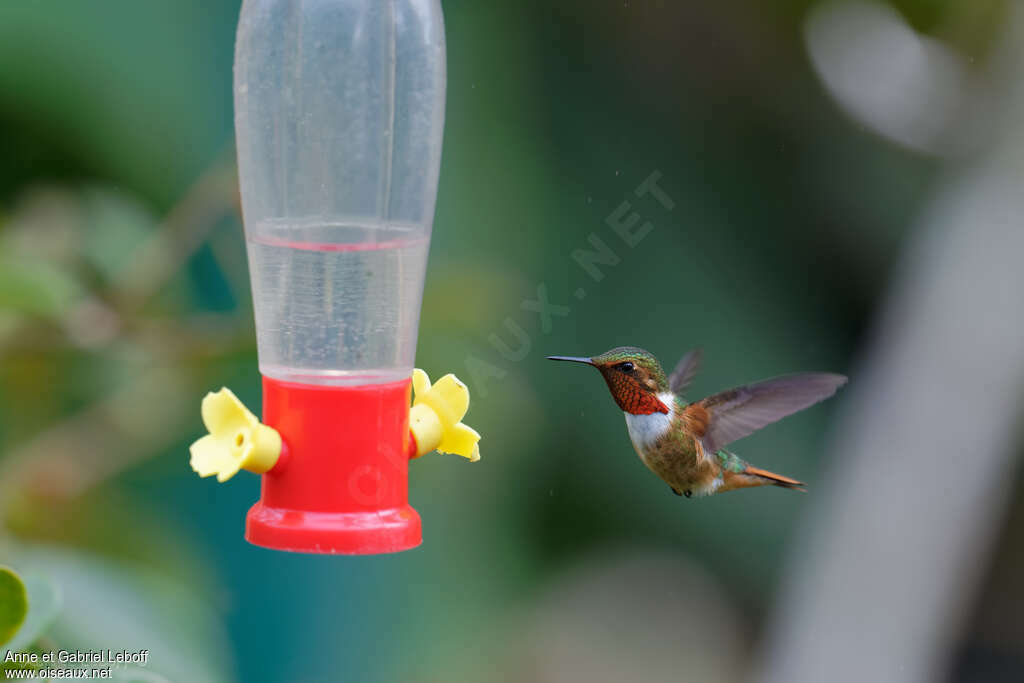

{"left": 618, "top": 362, "right": 635, "bottom": 373}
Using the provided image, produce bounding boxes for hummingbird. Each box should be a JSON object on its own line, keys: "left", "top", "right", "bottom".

{"left": 547, "top": 347, "right": 846, "bottom": 498}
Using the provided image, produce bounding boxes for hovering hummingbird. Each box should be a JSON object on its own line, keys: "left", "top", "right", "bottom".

{"left": 547, "top": 347, "right": 846, "bottom": 498}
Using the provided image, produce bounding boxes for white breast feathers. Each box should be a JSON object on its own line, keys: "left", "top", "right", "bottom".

{"left": 623, "top": 392, "right": 675, "bottom": 451}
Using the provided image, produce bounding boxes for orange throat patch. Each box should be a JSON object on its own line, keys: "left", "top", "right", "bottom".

{"left": 602, "top": 374, "right": 669, "bottom": 415}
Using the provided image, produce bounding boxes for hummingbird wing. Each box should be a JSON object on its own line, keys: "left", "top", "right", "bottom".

{"left": 695, "top": 373, "right": 847, "bottom": 455}
{"left": 669, "top": 348, "right": 703, "bottom": 395}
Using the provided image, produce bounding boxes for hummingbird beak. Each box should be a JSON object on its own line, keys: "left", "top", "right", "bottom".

{"left": 546, "top": 355, "right": 594, "bottom": 365}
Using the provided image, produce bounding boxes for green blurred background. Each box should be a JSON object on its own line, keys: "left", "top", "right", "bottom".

{"left": 1, "top": 1, "right": 1021, "bottom": 681}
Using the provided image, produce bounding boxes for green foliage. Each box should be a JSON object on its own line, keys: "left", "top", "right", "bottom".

{"left": 4, "top": 573, "right": 60, "bottom": 654}
{"left": 81, "top": 188, "right": 157, "bottom": 283}
{"left": 0, "top": 544, "right": 232, "bottom": 682}
{"left": 0, "top": 566, "right": 27, "bottom": 645}
{"left": 0, "top": 257, "right": 82, "bottom": 318}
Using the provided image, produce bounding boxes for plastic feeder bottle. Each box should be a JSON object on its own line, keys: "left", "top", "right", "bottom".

{"left": 188, "top": 0, "right": 480, "bottom": 555}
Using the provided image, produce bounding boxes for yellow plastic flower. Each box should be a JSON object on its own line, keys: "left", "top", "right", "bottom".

{"left": 409, "top": 369, "right": 481, "bottom": 461}
{"left": 189, "top": 388, "right": 282, "bottom": 482}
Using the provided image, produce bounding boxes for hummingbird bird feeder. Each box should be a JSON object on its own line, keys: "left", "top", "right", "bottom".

{"left": 188, "top": 0, "right": 480, "bottom": 555}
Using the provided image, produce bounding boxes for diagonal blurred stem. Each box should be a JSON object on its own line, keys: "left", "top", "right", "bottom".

{"left": 0, "top": 317, "right": 255, "bottom": 531}
{"left": 0, "top": 367, "right": 196, "bottom": 510}
{"left": 753, "top": 8, "right": 1024, "bottom": 683}
{"left": 1, "top": 145, "right": 246, "bottom": 524}
{"left": 107, "top": 146, "right": 240, "bottom": 315}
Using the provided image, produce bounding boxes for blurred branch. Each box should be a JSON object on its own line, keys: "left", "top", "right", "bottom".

{"left": 108, "top": 149, "right": 240, "bottom": 314}
{"left": 0, "top": 148, "right": 241, "bottom": 354}
{"left": 0, "top": 312, "right": 253, "bottom": 513}
{"left": 753, "top": 8, "right": 1024, "bottom": 683}
{"left": 0, "top": 367, "right": 196, "bottom": 506}
{"left": 0, "top": 148, "right": 246, "bottom": 520}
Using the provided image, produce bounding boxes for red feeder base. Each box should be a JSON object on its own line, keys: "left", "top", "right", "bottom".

{"left": 245, "top": 376, "right": 422, "bottom": 555}
{"left": 246, "top": 504, "right": 421, "bottom": 555}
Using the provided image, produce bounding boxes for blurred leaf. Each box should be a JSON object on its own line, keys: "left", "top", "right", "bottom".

{"left": 4, "top": 574, "right": 61, "bottom": 653}
{"left": 0, "top": 256, "right": 82, "bottom": 317}
{"left": 0, "top": 566, "right": 28, "bottom": 645}
{"left": 10, "top": 544, "right": 234, "bottom": 683}
{"left": 82, "top": 188, "right": 156, "bottom": 282}
{"left": 5, "top": 487, "right": 215, "bottom": 598}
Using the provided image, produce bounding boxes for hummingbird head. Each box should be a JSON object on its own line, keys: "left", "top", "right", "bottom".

{"left": 547, "top": 346, "right": 670, "bottom": 415}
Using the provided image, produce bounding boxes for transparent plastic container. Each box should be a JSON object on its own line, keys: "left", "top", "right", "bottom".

{"left": 234, "top": 0, "right": 446, "bottom": 385}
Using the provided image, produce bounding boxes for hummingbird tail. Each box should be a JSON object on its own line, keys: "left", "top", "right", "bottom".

{"left": 722, "top": 465, "right": 807, "bottom": 493}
